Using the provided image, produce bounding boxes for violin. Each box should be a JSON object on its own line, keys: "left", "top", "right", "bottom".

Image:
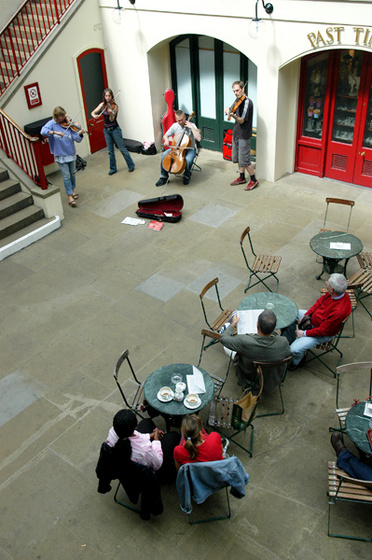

{"left": 60, "top": 116, "right": 90, "bottom": 135}
{"left": 162, "top": 111, "right": 196, "bottom": 175}
{"left": 227, "top": 81, "right": 248, "bottom": 121}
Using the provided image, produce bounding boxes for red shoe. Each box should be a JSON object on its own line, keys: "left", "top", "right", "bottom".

{"left": 244, "top": 180, "right": 259, "bottom": 191}
{"left": 230, "top": 177, "right": 247, "bottom": 186}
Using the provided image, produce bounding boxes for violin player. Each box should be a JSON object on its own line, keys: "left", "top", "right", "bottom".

{"left": 41, "top": 106, "right": 84, "bottom": 207}
{"left": 225, "top": 81, "right": 258, "bottom": 191}
{"left": 91, "top": 88, "right": 135, "bottom": 176}
{"left": 156, "top": 110, "right": 201, "bottom": 187}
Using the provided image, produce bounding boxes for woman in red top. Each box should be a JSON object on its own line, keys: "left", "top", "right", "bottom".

{"left": 173, "top": 414, "right": 224, "bottom": 470}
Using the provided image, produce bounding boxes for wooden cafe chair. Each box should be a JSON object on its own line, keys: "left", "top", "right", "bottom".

{"left": 113, "top": 349, "right": 146, "bottom": 420}
{"left": 240, "top": 226, "right": 282, "bottom": 293}
{"left": 348, "top": 268, "right": 372, "bottom": 320}
{"left": 327, "top": 461, "right": 372, "bottom": 542}
{"left": 319, "top": 197, "right": 355, "bottom": 233}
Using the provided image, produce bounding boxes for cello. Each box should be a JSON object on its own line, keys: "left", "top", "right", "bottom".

{"left": 162, "top": 111, "right": 196, "bottom": 175}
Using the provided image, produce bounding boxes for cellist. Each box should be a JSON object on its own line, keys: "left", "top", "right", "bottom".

{"left": 224, "top": 81, "right": 258, "bottom": 191}
{"left": 156, "top": 110, "right": 201, "bottom": 187}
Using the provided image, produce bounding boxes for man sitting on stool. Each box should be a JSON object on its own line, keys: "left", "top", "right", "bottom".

{"left": 284, "top": 273, "right": 351, "bottom": 371}
{"left": 156, "top": 110, "right": 201, "bottom": 187}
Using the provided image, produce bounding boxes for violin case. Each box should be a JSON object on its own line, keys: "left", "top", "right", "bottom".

{"left": 136, "top": 194, "right": 184, "bottom": 223}
{"left": 123, "top": 138, "right": 143, "bottom": 153}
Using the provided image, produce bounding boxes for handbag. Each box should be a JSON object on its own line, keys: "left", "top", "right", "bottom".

{"left": 231, "top": 390, "right": 259, "bottom": 430}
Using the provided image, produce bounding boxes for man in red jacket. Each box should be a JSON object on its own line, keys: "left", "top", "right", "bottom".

{"left": 288, "top": 273, "right": 351, "bottom": 370}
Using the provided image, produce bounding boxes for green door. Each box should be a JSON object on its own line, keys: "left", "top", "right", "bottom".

{"left": 170, "top": 36, "right": 253, "bottom": 152}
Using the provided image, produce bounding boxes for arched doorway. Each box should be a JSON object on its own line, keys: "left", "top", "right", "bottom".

{"left": 169, "top": 36, "right": 257, "bottom": 152}
{"left": 77, "top": 49, "right": 108, "bottom": 154}
{"left": 296, "top": 49, "right": 372, "bottom": 188}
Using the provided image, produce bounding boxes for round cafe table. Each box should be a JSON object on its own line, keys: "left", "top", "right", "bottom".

{"left": 310, "top": 231, "right": 363, "bottom": 280}
{"left": 143, "top": 363, "right": 215, "bottom": 430}
{"left": 238, "top": 292, "right": 298, "bottom": 329}
{"left": 345, "top": 401, "right": 372, "bottom": 456}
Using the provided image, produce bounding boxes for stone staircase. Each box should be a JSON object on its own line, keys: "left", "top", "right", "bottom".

{"left": 0, "top": 167, "right": 61, "bottom": 259}
{"left": 0, "top": 167, "right": 45, "bottom": 240}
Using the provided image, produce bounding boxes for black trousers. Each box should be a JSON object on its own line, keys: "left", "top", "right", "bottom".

{"left": 136, "top": 419, "right": 180, "bottom": 483}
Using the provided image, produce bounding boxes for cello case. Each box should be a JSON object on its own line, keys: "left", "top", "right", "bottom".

{"left": 136, "top": 194, "right": 184, "bottom": 223}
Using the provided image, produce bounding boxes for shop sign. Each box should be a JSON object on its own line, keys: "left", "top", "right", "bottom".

{"left": 307, "top": 27, "right": 372, "bottom": 49}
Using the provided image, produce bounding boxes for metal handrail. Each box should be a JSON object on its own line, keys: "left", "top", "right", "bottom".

{"left": 0, "top": 108, "right": 47, "bottom": 189}
{"left": 0, "top": 0, "right": 75, "bottom": 96}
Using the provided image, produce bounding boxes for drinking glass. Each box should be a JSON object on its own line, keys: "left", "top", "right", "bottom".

{"left": 171, "top": 373, "right": 182, "bottom": 386}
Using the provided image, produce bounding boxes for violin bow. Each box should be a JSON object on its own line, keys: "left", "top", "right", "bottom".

{"left": 61, "top": 109, "right": 81, "bottom": 136}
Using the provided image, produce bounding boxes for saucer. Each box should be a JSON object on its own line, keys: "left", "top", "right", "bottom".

{"left": 157, "top": 387, "right": 174, "bottom": 402}
{"left": 184, "top": 394, "right": 201, "bottom": 409}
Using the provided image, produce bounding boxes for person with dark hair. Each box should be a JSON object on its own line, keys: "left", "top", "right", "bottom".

{"left": 91, "top": 88, "right": 135, "bottom": 176}
{"left": 225, "top": 80, "right": 258, "bottom": 190}
{"left": 156, "top": 109, "right": 201, "bottom": 186}
{"left": 40, "top": 106, "right": 84, "bottom": 207}
{"left": 220, "top": 310, "right": 291, "bottom": 391}
{"left": 173, "top": 415, "right": 224, "bottom": 470}
{"left": 103, "top": 409, "right": 179, "bottom": 482}
{"left": 285, "top": 273, "right": 351, "bottom": 370}
{"left": 331, "top": 433, "right": 372, "bottom": 481}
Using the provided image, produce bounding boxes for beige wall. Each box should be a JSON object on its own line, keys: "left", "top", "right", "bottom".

{"left": 2, "top": 0, "right": 371, "bottom": 181}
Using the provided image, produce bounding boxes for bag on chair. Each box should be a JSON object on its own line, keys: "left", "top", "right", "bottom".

{"left": 231, "top": 390, "right": 258, "bottom": 430}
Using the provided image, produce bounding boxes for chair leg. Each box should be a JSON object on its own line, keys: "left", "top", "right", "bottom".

{"left": 244, "top": 272, "right": 279, "bottom": 294}
{"left": 328, "top": 499, "right": 372, "bottom": 542}
{"left": 114, "top": 482, "right": 140, "bottom": 514}
{"left": 256, "top": 385, "right": 284, "bottom": 417}
{"left": 305, "top": 346, "right": 343, "bottom": 378}
{"left": 188, "top": 486, "right": 231, "bottom": 524}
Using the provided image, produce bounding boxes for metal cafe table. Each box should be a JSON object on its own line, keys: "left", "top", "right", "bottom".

{"left": 238, "top": 292, "right": 298, "bottom": 329}
{"left": 310, "top": 231, "right": 363, "bottom": 280}
{"left": 345, "top": 401, "right": 372, "bottom": 456}
{"left": 143, "top": 363, "right": 215, "bottom": 431}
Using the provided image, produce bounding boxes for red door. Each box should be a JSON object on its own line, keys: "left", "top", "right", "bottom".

{"left": 77, "top": 49, "right": 108, "bottom": 154}
{"left": 353, "top": 60, "right": 372, "bottom": 187}
{"left": 324, "top": 50, "right": 372, "bottom": 187}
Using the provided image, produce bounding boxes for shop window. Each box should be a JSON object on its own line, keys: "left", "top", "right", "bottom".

{"left": 302, "top": 52, "right": 329, "bottom": 139}
{"left": 331, "top": 50, "right": 363, "bottom": 144}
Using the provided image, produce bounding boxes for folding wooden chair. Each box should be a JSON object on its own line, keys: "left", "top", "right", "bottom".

{"left": 240, "top": 226, "right": 282, "bottom": 293}
{"left": 327, "top": 461, "right": 372, "bottom": 542}
{"left": 198, "top": 278, "right": 233, "bottom": 365}
{"left": 207, "top": 369, "right": 263, "bottom": 456}
{"left": 304, "top": 314, "right": 350, "bottom": 377}
{"left": 329, "top": 361, "right": 372, "bottom": 433}
{"left": 357, "top": 252, "right": 372, "bottom": 269}
{"left": 348, "top": 269, "right": 372, "bottom": 320}
{"left": 113, "top": 349, "right": 146, "bottom": 419}
{"left": 320, "top": 197, "right": 355, "bottom": 233}
{"left": 253, "top": 356, "right": 293, "bottom": 417}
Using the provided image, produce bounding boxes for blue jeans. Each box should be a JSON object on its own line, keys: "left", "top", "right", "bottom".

{"left": 289, "top": 310, "right": 333, "bottom": 365}
{"left": 57, "top": 160, "right": 76, "bottom": 196}
{"left": 160, "top": 147, "right": 196, "bottom": 179}
{"left": 337, "top": 449, "right": 372, "bottom": 481}
{"left": 104, "top": 126, "right": 134, "bottom": 173}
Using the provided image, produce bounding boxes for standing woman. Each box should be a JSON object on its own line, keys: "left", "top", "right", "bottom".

{"left": 91, "top": 88, "right": 135, "bottom": 176}
{"left": 41, "top": 107, "right": 84, "bottom": 207}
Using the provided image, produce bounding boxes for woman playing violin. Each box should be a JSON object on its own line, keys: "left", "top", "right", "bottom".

{"left": 224, "top": 81, "right": 258, "bottom": 191}
{"left": 156, "top": 110, "right": 201, "bottom": 187}
{"left": 91, "top": 88, "right": 134, "bottom": 176}
{"left": 40, "top": 106, "right": 84, "bottom": 207}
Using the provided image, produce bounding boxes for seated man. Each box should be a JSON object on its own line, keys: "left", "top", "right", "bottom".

{"left": 286, "top": 273, "right": 351, "bottom": 371}
{"left": 156, "top": 110, "right": 201, "bottom": 187}
{"left": 331, "top": 433, "right": 372, "bottom": 481}
{"left": 220, "top": 310, "right": 291, "bottom": 392}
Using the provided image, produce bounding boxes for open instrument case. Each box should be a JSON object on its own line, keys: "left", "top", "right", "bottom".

{"left": 136, "top": 194, "right": 184, "bottom": 223}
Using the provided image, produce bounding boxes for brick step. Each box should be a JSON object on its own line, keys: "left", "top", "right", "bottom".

{"left": 0, "top": 205, "right": 44, "bottom": 240}
{"left": 0, "top": 178, "right": 21, "bottom": 200}
{"left": 0, "top": 191, "right": 33, "bottom": 220}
